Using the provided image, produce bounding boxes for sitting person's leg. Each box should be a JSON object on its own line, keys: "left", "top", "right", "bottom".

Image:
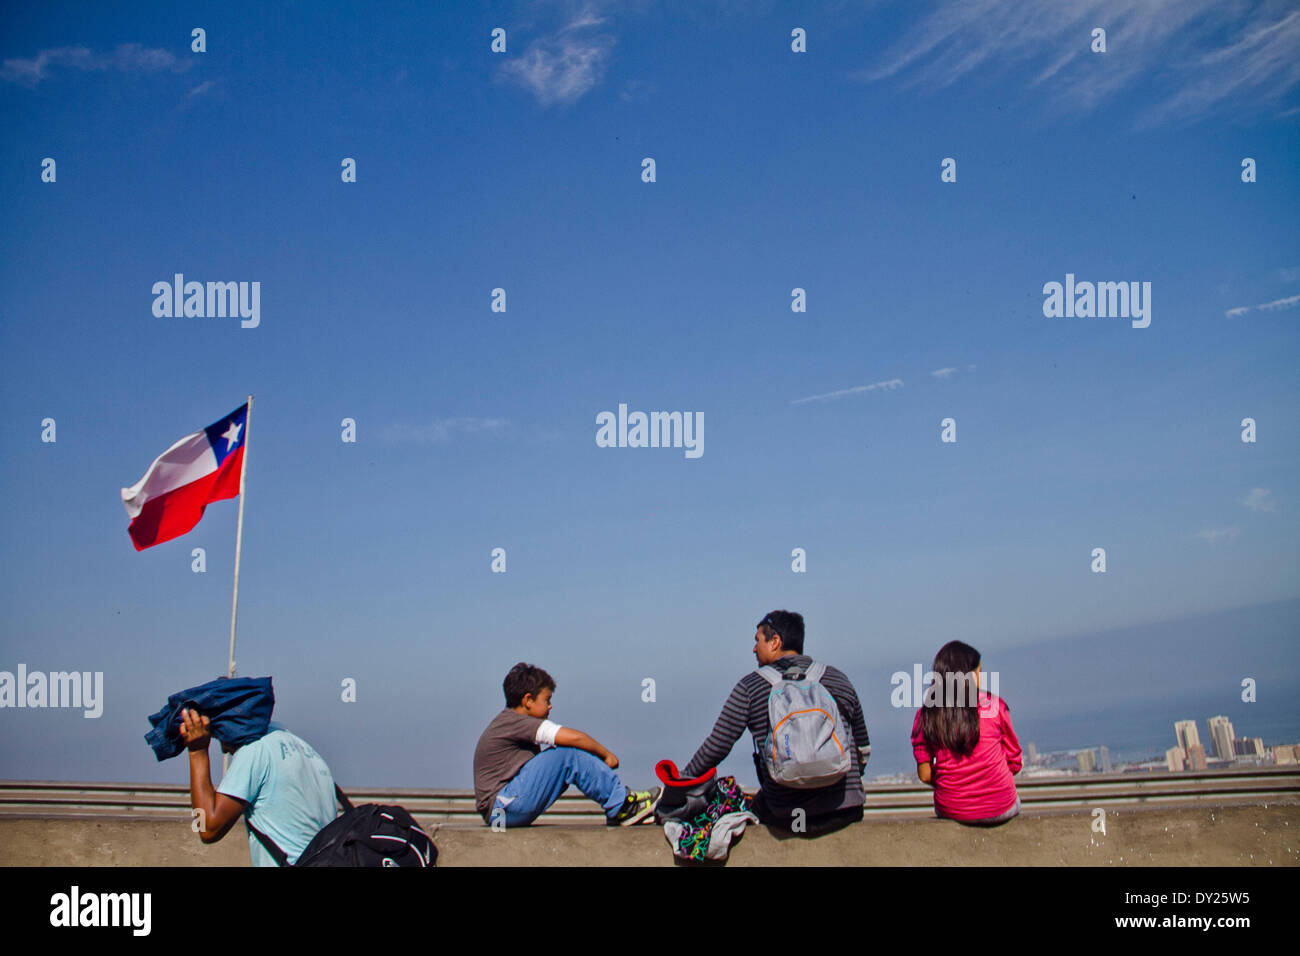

{"left": 803, "top": 804, "right": 863, "bottom": 836}
{"left": 752, "top": 790, "right": 779, "bottom": 827}
{"left": 494, "top": 746, "right": 627, "bottom": 826}
{"left": 958, "top": 795, "right": 1021, "bottom": 827}
{"left": 760, "top": 800, "right": 863, "bottom": 836}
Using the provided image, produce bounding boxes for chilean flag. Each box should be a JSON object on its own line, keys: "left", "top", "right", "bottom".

{"left": 121, "top": 404, "right": 248, "bottom": 551}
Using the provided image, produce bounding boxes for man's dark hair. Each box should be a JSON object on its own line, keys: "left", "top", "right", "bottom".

{"left": 757, "top": 610, "right": 805, "bottom": 654}
{"left": 503, "top": 662, "right": 556, "bottom": 708}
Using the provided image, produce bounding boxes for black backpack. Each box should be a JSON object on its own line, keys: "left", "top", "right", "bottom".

{"left": 248, "top": 785, "right": 437, "bottom": 867}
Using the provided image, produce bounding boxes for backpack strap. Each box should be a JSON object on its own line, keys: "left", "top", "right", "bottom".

{"left": 760, "top": 662, "right": 821, "bottom": 683}
{"left": 754, "top": 667, "right": 781, "bottom": 760}
{"left": 245, "top": 785, "right": 350, "bottom": 868}
{"left": 246, "top": 819, "right": 292, "bottom": 867}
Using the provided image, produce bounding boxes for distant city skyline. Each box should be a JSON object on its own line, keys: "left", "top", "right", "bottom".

{"left": 1014, "top": 712, "right": 1298, "bottom": 779}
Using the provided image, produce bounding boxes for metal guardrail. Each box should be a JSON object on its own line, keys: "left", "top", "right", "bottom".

{"left": 2, "top": 768, "right": 1296, "bottom": 826}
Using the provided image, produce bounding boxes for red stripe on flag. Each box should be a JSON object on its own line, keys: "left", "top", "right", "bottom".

{"left": 127, "top": 446, "right": 245, "bottom": 551}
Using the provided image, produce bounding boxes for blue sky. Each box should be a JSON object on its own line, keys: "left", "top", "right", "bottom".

{"left": 1, "top": 1, "right": 1298, "bottom": 789}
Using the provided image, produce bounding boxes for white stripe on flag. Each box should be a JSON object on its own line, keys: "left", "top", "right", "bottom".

{"left": 120, "top": 430, "right": 218, "bottom": 519}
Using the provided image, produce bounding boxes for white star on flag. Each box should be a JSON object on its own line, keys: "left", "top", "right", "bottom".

{"left": 221, "top": 420, "right": 243, "bottom": 450}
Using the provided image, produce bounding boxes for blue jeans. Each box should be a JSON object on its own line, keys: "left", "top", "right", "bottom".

{"left": 492, "top": 747, "right": 627, "bottom": 827}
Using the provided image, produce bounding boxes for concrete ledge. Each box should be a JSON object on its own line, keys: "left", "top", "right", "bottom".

{"left": 5, "top": 769, "right": 1295, "bottom": 824}
{"left": 3, "top": 803, "right": 1296, "bottom": 866}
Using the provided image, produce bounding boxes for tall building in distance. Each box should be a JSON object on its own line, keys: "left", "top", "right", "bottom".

{"left": 1077, "top": 749, "right": 1097, "bottom": 774}
{"left": 1234, "top": 737, "right": 1265, "bottom": 757}
{"left": 1026, "top": 741, "right": 1038, "bottom": 764}
{"left": 1175, "top": 720, "right": 1201, "bottom": 755}
{"left": 1186, "top": 743, "right": 1208, "bottom": 771}
{"left": 1099, "top": 745, "right": 1112, "bottom": 774}
{"left": 1167, "top": 746, "right": 1186, "bottom": 772}
{"left": 1208, "top": 716, "right": 1236, "bottom": 761}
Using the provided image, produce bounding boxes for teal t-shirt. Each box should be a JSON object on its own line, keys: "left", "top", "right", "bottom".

{"left": 217, "top": 726, "right": 337, "bottom": 866}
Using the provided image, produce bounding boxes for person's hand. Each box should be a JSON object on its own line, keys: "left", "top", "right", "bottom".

{"left": 604, "top": 752, "right": 619, "bottom": 769}
{"left": 179, "top": 708, "right": 211, "bottom": 752}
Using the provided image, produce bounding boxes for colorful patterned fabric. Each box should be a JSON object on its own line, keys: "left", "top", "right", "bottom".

{"left": 662, "top": 775, "right": 758, "bottom": 862}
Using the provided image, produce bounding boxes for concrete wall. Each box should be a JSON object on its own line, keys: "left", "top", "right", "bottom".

{"left": 3, "top": 804, "right": 1296, "bottom": 866}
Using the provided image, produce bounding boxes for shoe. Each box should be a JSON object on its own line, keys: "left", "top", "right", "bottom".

{"left": 608, "top": 787, "right": 662, "bottom": 826}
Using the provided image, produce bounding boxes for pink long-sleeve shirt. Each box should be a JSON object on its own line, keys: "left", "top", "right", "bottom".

{"left": 911, "top": 692, "right": 1022, "bottom": 822}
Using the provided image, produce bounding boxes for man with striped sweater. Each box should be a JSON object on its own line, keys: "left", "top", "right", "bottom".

{"left": 681, "top": 610, "right": 871, "bottom": 833}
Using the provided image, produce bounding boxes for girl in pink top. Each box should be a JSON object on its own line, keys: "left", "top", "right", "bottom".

{"left": 910, "top": 641, "right": 1022, "bottom": 825}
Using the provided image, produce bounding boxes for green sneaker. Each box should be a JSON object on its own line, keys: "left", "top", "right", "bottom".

{"left": 608, "top": 787, "right": 662, "bottom": 826}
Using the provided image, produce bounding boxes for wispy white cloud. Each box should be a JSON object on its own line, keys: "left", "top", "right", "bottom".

{"left": 852, "top": 1, "right": 1300, "bottom": 125}
{"left": 791, "top": 379, "right": 903, "bottom": 405}
{"left": 1, "top": 43, "right": 192, "bottom": 86}
{"left": 1278, "top": 266, "right": 1300, "bottom": 283}
{"left": 1153, "top": 8, "right": 1300, "bottom": 124}
{"left": 498, "top": 2, "right": 616, "bottom": 107}
{"left": 1243, "top": 488, "right": 1276, "bottom": 512}
{"left": 1194, "top": 526, "right": 1240, "bottom": 545}
{"left": 187, "top": 80, "right": 215, "bottom": 98}
{"left": 931, "top": 367, "right": 958, "bottom": 379}
{"left": 1225, "top": 293, "right": 1300, "bottom": 318}
{"left": 618, "top": 78, "right": 655, "bottom": 103}
{"left": 380, "top": 417, "right": 512, "bottom": 444}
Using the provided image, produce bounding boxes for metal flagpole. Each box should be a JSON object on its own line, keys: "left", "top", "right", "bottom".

{"left": 223, "top": 395, "right": 252, "bottom": 777}
{"left": 227, "top": 394, "right": 253, "bottom": 678}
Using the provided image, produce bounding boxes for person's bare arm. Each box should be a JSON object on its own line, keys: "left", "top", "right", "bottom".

{"left": 916, "top": 761, "right": 935, "bottom": 786}
{"left": 180, "top": 708, "right": 248, "bottom": 842}
{"left": 554, "top": 727, "right": 618, "bottom": 768}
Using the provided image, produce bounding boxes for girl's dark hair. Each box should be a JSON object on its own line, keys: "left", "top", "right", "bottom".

{"left": 503, "top": 663, "right": 555, "bottom": 708}
{"left": 920, "top": 640, "right": 982, "bottom": 758}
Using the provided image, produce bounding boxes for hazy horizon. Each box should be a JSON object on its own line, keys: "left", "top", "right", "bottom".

{"left": 1, "top": 596, "right": 1297, "bottom": 788}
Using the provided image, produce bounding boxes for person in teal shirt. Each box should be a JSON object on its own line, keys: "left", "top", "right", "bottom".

{"left": 180, "top": 710, "right": 337, "bottom": 866}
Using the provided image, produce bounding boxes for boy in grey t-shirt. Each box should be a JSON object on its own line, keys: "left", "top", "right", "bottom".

{"left": 473, "top": 662, "right": 660, "bottom": 827}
